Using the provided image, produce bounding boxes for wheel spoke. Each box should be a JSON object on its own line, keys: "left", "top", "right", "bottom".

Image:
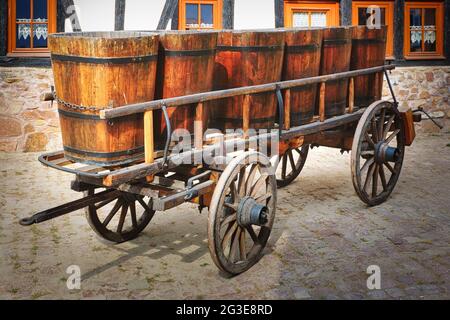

{"left": 136, "top": 196, "right": 152, "bottom": 213}
{"left": 372, "top": 164, "right": 379, "bottom": 198}
{"left": 245, "top": 164, "right": 258, "bottom": 196}
{"left": 250, "top": 174, "right": 268, "bottom": 198}
{"left": 237, "top": 167, "right": 247, "bottom": 197}
{"left": 288, "top": 150, "right": 296, "bottom": 171}
{"left": 255, "top": 193, "right": 272, "bottom": 203}
{"left": 360, "top": 157, "right": 374, "bottom": 173}
{"left": 371, "top": 119, "right": 378, "bottom": 143}
{"left": 364, "top": 131, "right": 375, "bottom": 148}
{"left": 239, "top": 228, "right": 247, "bottom": 261}
{"left": 384, "top": 162, "right": 396, "bottom": 174}
{"left": 378, "top": 109, "right": 386, "bottom": 142}
{"left": 383, "top": 115, "right": 395, "bottom": 139}
{"left": 379, "top": 165, "right": 388, "bottom": 191}
{"left": 221, "top": 221, "right": 238, "bottom": 249}
{"left": 229, "top": 228, "right": 241, "bottom": 262}
{"left": 116, "top": 203, "right": 128, "bottom": 234}
{"left": 223, "top": 202, "right": 238, "bottom": 212}
{"left": 130, "top": 201, "right": 138, "bottom": 228}
{"left": 361, "top": 150, "right": 374, "bottom": 157}
{"left": 102, "top": 198, "right": 123, "bottom": 227}
{"left": 363, "top": 163, "right": 376, "bottom": 193}
{"left": 281, "top": 153, "right": 288, "bottom": 179}
{"left": 220, "top": 213, "right": 237, "bottom": 230}
{"left": 385, "top": 129, "right": 400, "bottom": 144}
{"left": 246, "top": 226, "right": 259, "bottom": 244}
{"left": 229, "top": 181, "right": 238, "bottom": 202}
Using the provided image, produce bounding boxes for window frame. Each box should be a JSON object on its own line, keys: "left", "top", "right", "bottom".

{"left": 7, "top": 0, "right": 57, "bottom": 57}
{"left": 351, "top": 1, "right": 394, "bottom": 60}
{"left": 404, "top": 1, "right": 445, "bottom": 60}
{"left": 178, "top": 0, "right": 222, "bottom": 30}
{"left": 284, "top": 1, "right": 340, "bottom": 28}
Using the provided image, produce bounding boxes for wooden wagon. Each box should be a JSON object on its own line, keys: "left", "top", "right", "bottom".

{"left": 20, "top": 29, "right": 422, "bottom": 275}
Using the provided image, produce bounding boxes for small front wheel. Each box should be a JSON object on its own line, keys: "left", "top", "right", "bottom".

{"left": 208, "top": 151, "right": 277, "bottom": 275}
{"left": 85, "top": 188, "right": 155, "bottom": 243}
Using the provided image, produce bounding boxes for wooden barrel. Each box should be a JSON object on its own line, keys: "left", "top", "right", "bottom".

{"left": 318, "top": 27, "right": 353, "bottom": 118}
{"left": 48, "top": 31, "right": 159, "bottom": 166}
{"left": 154, "top": 31, "right": 217, "bottom": 149}
{"left": 282, "top": 28, "right": 323, "bottom": 126}
{"left": 351, "top": 26, "right": 387, "bottom": 107}
{"left": 211, "top": 30, "right": 285, "bottom": 130}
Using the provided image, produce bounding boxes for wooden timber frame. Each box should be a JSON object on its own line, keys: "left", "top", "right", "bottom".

{"left": 39, "top": 64, "right": 396, "bottom": 193}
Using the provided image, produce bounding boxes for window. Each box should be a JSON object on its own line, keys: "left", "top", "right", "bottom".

{"left": 404, "top": 2, "right": 444, "bottom": 59}
{"left": 7, "top": 0, "right": 56, "bottom": 56}
{"left": 284, "top": 1, "right": 340, "bottom": 27}
{"left": 179, "top": 0, "right": 222, "bottom": 30}
{"left": 352, "top": 1, "right": 394, "bottom": 59}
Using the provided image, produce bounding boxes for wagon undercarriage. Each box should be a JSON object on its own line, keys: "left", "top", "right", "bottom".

{"left": 19, "top": 64, "right": 423, "bottom": 275}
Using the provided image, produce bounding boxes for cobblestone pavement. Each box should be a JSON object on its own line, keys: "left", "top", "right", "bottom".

{"left": 0, "top": 133, "right": 449, "bottom": 300}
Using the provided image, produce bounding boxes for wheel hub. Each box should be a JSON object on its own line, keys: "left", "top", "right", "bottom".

{"left": 237, "top": 196, "right": 268, "bottom": 227}
{"left": 375, "top": 142, "right": 399, "bottom": 164}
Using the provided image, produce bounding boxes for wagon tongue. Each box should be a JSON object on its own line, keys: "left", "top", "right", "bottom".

{"left": 19, "top": 189, "right": 121, "bottom": 226}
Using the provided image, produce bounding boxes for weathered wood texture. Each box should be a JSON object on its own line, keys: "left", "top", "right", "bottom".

{"left": 340, "top": 0, "right": 352, "bottom": 26}
{"left": 274, "top": 0, "right": 284, "bottom": 28}
{"left": 211, "top": 30, "right": 285, "bottom": 130}
{"left": 154, "top": 31, "right": 218, "bottom": 148}
{"left": 351, "top": 26, "right": 387, "bottom": 107}
{"left": 318, "top": 27, "right": 353, "bottom": 118}
{"left": 114, "top": 0, "right": 126, "bottom": 31}
{"left": 223, "top": 0, "right": 235, "bottom": 29}
{"left": 158, "top": 0, "right": 179, "bottom": 30}
{"left": 48, "top": 32, "right": 159, "bottom": 165}
{"left": 282, "top": 28, "right": 323, "bottom": 126}
{"left": 394, "top": 0, "right": 404, "bottom": 60}
{"left": 0, "top": 0, "right": 7, "bottom": 56}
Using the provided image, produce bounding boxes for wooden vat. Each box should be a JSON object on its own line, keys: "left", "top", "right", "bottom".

{"left": 318, "top": 27, "right": 353, "bottom": 118}
{"left": 48, "top": 31, "right": 159, "bottom": 166}
{"left": 211, "top": 30, "right": 285, "bottom": 130}
{"left": 351, "top": 26, "right": 387, "bottom": 107}
{"left": 154, "top": 31, "right": 218, "bottom": 148}
{"left": 282, "top": 28, "right": 323, "bottom": 126}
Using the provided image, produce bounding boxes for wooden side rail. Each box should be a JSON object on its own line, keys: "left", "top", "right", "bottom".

{"left": 100, "top": 65, "right": 395, "bottom": 120}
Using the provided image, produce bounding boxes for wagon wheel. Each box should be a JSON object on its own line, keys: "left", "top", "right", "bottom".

{"left": 351, "top": 100, "right": 405, "bottom": 206}
{"left": 208, "top": 151, "right": 277, "bottom": 275}
{"left": 276, "top": 145, "right": 309, "bottom": 188}
{"left": 85, "top": 188, "right": 155, "bottom": 243}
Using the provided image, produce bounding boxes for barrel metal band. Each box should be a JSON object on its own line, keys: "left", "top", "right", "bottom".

{"left": 323, "top": 39, "right": 351, "bottom": 46}
{"left": 286, "top": 43, "right": 320, "bottom": 54}
{"left": 58, "top": 108, "right": 101, "bottom": 120}
{"left": 51, "top": 53, "right": 158, "bottom": 65}
{"left": 64, "top": 145, "right": 145, "bottom": 159}
{"left": 218, "top": 116, "right": 275, "bottom": 125}
{"left": 217, "top": 45, "right": 284, "bottom": 52}
{"left": 165, "top": 48, "right": 216, "bottom": 57}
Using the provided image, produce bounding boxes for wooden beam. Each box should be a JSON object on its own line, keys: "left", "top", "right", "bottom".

{"left": 114, "top": 0, "right": 126, "bottom": 31}
{"left": 274, "top": 0, "right": 284, "bottom": 28}
{"left": 158, "top": 0, "right": 178, "bottom": 30}
{"left": 348, "top": 77, "right": 354, "bottom": 114}
{"left": 319, "top": 82, "right": 326, "bottom": 122}
{"left": 100, "top": 65, "right": 395, "bottom": 120}
{"left": 222, "top": 0, "right": 234, "bottom": 29}
{"left": 194, "top": 102, "right": 204, "bottom": 150}
{"left": 144, "top": 110, "right": 155, "bottom": 182}
{"left": 340, "top": 0, "right": 352, "bottom": 26}
{"left": 284, "top": 89, "right": 291, "bottom": 130}
{"left": 394, "top": 0, "right": 404, "bottom": 61}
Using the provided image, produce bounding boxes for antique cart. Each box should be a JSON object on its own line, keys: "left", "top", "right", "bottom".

{"left": 20, "top": 63, "right": 420, "bottom": 275}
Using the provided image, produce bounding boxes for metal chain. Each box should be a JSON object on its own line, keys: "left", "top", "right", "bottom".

{"left": 53, "top": 92, "right": 109, "bottom": 112}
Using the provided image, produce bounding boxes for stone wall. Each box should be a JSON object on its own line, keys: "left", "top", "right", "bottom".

{"left": 0, "top": 66, "right": 449, "bottom": 152}
{"left": 382, "top": 66, "right": 450, "bottom": 133}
